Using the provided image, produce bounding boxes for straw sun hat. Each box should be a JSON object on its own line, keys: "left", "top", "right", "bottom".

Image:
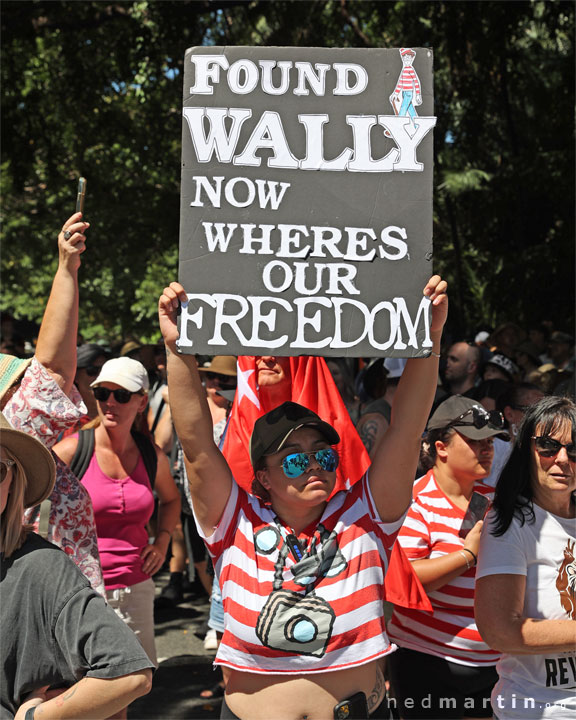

{"left": 0, "top": 354, "right": 32, "bottom": 404}
{"left": 0, "top": 413, "right": 55, "bottom": 508}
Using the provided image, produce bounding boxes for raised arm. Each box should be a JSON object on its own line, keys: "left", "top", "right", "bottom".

{"left": 35, "top": 212, "right": 89, "bottom": 395}
{"left": 158, "top": 282, "right": 233, "bottom": 535}
{"left": 369, "top": 275, "right": 448, "bottom": 522}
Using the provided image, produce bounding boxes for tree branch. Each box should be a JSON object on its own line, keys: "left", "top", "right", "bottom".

{"left": 340, "top": 0, "right": 373, "bottom": 47}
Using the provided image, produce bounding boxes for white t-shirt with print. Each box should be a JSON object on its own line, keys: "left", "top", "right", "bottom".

{"left": 477, "top": 503, "right": 576, "bottom": 719}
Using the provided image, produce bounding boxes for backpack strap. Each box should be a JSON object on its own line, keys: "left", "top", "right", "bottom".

{"left": 150, "top": 398, "right": 166, "bottom": 435}
{"left": 132, "top": 431, "right": 158, "bottom": 490}
{"left": 69, "top": 428, "right": 95, "bottom": 480}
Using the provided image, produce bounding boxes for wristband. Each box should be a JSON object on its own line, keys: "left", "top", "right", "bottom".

{"left": 459, "top": 551, "right": 472, "bottom": 570}
{"left": 25, "top": 708, "right": 36, "bottom": 720}
{"left": 462, "top": 547, "right": 478, "bottom": 565}
{"left": 429, "top": 351, "right": 441, "bottom": 358}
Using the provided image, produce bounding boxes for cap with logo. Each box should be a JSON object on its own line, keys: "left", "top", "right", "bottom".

{"left": 484, "top": 353, "right": 519, "bottom": 382}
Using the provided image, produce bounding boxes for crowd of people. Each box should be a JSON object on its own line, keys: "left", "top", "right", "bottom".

{"left": 1, "top": 214, "right": 574, "bottom": 720}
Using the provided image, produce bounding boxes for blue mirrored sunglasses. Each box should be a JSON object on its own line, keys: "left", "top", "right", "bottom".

{"left": 280, "top": 448, "right": 339, "bottom": 478}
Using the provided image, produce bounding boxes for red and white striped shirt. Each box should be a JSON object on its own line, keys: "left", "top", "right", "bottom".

{"left": 394, "top": 66, "right": 421, "bottom": 94}
{"left": 387, "top": 470, "right": 499, "bottom": 667}
{"left": 198, "top": 473, "right": 404, "bottom": 674}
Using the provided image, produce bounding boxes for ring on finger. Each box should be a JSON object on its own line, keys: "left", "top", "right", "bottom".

{"left": 63, "top": 230, "right": 72, "bottom": 240}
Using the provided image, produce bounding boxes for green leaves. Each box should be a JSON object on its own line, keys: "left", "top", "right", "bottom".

{"left": 1, "top": 0, "right": 574, "bottom": 345}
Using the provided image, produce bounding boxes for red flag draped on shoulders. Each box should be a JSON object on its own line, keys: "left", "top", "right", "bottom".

{"left": 221, "top": 355, "right": 431, "bottom": 612}
{"left": 221, "top": 355, "right": 366, "bottom": 494}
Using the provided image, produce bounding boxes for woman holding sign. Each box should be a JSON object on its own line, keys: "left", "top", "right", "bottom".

{"left": 158, "top": 275, "right": 447, "bottom": 720}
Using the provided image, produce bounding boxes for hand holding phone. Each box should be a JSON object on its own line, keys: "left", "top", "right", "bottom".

{"left": 459, "top": 491, "right": 491, "bottom": 539}
{"left": 76, "top": 177, "right": 87, "bottom": 214}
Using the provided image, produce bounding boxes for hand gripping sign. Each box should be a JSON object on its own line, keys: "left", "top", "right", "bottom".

{"left": 178, "top": 46, "right": 436, "bottom": 358}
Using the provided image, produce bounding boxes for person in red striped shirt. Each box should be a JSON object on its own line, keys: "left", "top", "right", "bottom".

{"left": 390, "top": 48, "right": 422, "bottom": 127}
{"left": 158, "top": 276, "right": 447, "bottom": 720}
{"left": 387, "top": 395, "right": 509, "bottom": 719}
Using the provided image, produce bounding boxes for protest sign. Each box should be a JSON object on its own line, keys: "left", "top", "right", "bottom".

{"left": 178, "top": 46, "right": 436, "bottom": 357}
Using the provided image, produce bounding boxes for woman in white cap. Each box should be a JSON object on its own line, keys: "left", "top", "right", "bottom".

{"left": 386, "top": 395, "right": 509, "bottom": 719}
{"left": 1, "top": 413, "right": 154, "bottom": 719}
{"left": 53, "top": 357, "right": 180, "bottom": 676}
{"left": 158, "top": 275, "right": 448, "bottom": 720}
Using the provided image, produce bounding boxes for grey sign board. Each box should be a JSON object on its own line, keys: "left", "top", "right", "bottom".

{"left": 178, "top": 46, "right": 436, "bottom": 357}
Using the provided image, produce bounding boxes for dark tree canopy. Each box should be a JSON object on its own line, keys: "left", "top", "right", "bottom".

{"left": 1, "top": 1, "right": 574, "bottom": 346}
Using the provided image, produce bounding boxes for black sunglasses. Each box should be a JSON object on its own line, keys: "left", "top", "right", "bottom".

{"left": 204, "top": 372, "right": 236, "bottom": 384}
{"left": 0, "top": 459, "right": 16, "bottom": 483}
{"left": 532, "top": 436, "right": 576, "bottom": 462}
{"left": 449, "top": 405, "right": 505, "bottom": 431}
{"left": 93, "top": 387, "right": 140, "bottom": 404}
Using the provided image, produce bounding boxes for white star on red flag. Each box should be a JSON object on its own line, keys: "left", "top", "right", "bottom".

{"left": 236, "top": 366, "right": 260, "bottom": 410}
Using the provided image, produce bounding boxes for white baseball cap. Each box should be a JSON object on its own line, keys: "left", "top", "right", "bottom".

{"left": 90, "top": 357, "right": 149, "bottom": 392}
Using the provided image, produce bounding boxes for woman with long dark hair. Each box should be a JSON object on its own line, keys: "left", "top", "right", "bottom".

{"left": 475, "top": 395, "right": 576, "bottom": 719}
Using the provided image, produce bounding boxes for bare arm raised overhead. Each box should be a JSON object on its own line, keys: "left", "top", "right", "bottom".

{"left": 35, "top": 212, "right": 89, "bottom": 395}
{"left": 158, "top": 282, "right": 233, "bottom": 535}
{"left": 369, "top": 275, "right": 448, "bottom": 522}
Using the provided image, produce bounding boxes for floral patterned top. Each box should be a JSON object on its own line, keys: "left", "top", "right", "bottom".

{"left": 4, "top": 358, "right": 105, "bottom": 595}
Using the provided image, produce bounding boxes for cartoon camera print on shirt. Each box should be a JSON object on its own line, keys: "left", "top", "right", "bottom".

{"left": 254, "top": 523, "right": 347, "bottom": 657}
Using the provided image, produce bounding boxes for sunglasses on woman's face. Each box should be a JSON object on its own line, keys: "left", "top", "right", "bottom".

{"left": 204, "top": 372, "right": 236, "bottom": 385}
{"left": 532, "top": 436, "right": 576, "bottom": 462}
{"left": 449, "top": 406, "right": 505, "bottom": 431}
{"left": 93, "top": 387, "right": 139, "bottom": 404}
{"left": 0, "top": 458, "right": 16, "bottom": 483}
{"left": 84, "top": 365, "right": 103, "bottom": 378}
{"left": 278, "top": 448, "right": 339, "bottom": 479}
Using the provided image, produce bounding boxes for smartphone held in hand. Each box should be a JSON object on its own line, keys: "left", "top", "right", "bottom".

{"left": 459, "top": 491, "right": 491, "bottom": 538}
{"left": 76, "top": 177, "right": 87, "bottom": 214}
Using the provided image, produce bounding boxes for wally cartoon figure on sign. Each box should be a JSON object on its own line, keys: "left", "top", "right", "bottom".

{"left": 390, "top": 48, "right": 422, "bottom": 130}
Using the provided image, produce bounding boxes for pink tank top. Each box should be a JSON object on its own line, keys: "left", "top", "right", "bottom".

{"left": 81, "top": 448, "right": 155, "bottom": 590}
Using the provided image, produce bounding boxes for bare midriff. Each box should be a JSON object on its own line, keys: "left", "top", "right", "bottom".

{"left": 224, "top": 659, "right": 384, "bottom": 720}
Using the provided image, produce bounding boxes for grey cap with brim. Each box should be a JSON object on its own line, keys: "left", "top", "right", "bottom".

{"left": 250, "top": 401, "right": 340, "bottom": 468}
{"left": 427, "top": 395, "right": 509, "bottom": 441}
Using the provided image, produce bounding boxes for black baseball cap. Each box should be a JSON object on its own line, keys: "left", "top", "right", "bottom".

{"left": 249, "top": 401, "right": 340, "bottom": 467}
{"left": 427, "top": 395, "right": 509, "bottom": 441}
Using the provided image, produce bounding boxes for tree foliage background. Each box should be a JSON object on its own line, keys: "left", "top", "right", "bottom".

{"left": 2, "top": 0, "right": 574, "bottom": 345}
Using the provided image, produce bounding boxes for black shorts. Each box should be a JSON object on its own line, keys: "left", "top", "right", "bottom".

{"left": 387, "top": 647, "right": 497, "bottom": 719}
